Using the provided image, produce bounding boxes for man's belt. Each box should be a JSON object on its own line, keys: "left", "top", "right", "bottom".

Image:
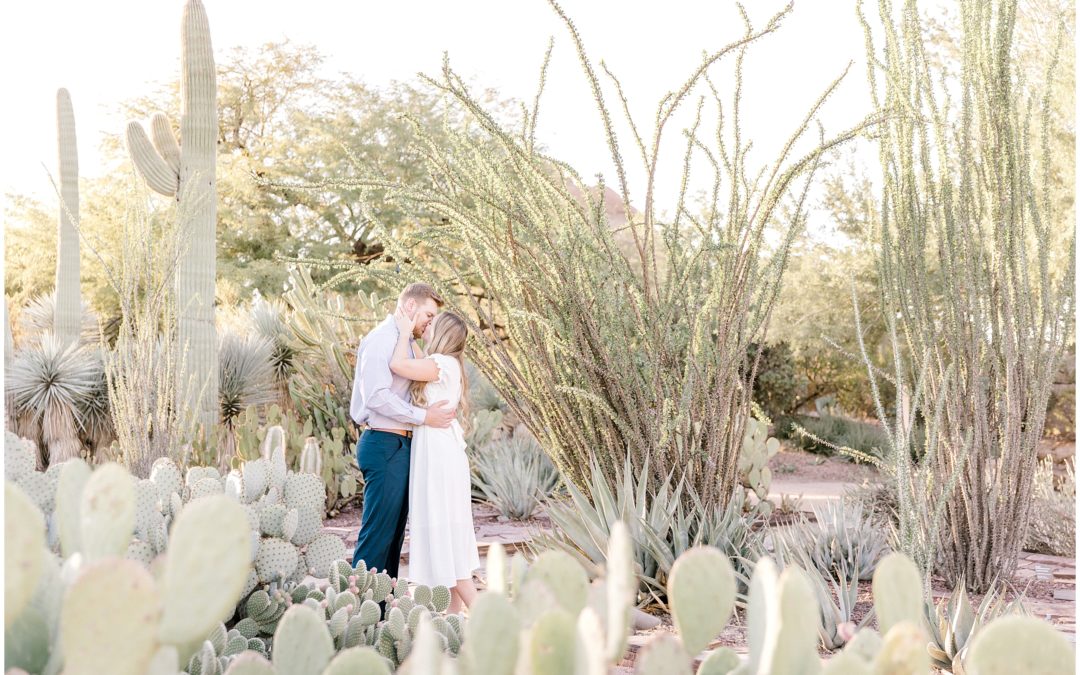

{"left": 369, "top": 427, "right": 413, "bottom": 438}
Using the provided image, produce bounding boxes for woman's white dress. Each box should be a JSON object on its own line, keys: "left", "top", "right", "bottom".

{"left": 408, "top": 353, "right": 480, "bottom": 586}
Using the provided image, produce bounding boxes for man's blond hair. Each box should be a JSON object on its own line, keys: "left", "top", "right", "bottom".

{"left": 398, "top": 282, "right": 444, "bottom": 308}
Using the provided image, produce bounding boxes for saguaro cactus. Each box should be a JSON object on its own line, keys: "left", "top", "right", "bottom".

{"left": 55, "top": 88, "right": 80, "bottom": 346}
{"left": 126, "top": 0, "right": 218, "bottom": 441}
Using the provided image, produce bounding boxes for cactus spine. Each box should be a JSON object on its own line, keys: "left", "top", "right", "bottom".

{"left": 54, "top": 88, "right": 80, "bottom": 345}
{"left": 126, "top": 0, "right": 218, "bottom": 441}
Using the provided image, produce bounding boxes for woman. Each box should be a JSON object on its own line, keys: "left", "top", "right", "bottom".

{"left": 389, "top": 308, "right": 480, "bottom": 613}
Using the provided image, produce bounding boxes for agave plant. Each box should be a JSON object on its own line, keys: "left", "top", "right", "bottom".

{"left": 6, "top": 332, "right": 105, "bottom": 467}
{"left": 773, "top": 533, "right": 870, "bottom": 651}
{"left": 531, "top": 455, "right": 675, "bottom": 598}
{"left": 470, "top": 428, "right": 558, "bottom": 520}
{"left": 464, "top": 360, "right": 508, "bottom": 412}
{"left": 637, "top": 486, "right": 762, "bottom": 608}
{"left": 532, "top": 454, "right": 762, "bottom": 608}
{"left": 773, "top": 500, "right": 890, "bottom": 582}
{"left": 465, "top": 408, "right": 505, "bottom": 450}
{"left": 926, "top": 580, "right": 1027, "bottom": 673}
{"left": 218, "top": 332, "right": 277, "bottom": 430}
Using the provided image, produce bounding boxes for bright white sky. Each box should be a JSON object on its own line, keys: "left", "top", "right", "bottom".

{"left": 1, "top": 0, "right": 879, "bottom": 225}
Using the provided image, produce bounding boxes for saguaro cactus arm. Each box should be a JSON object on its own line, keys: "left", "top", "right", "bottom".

{"left": 126, "top": 121, "right": 179, "bottom": 197}
{"left": 150, "top": 112, "right": 181, "bottom": 175}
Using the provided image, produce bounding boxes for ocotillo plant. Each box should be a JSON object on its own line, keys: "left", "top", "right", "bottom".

{"left": 126, "top": 0, "right": 219, "bottom": 447}
{"left": 284, "top": 2, "right": 876, "bottom": 508}
{"left": 858, "top": 0, "right": 1075, "bottom": 591}
{"left": 54, "top": 88, "right": 81, "bottom": 346}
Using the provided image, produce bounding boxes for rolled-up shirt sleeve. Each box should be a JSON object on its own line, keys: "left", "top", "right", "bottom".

{"left": 354, "top": 342, "right": 426, "bottom": 426}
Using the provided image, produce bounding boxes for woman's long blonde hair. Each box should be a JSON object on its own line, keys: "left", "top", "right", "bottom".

{"left": 410, "top": 312, "right": 470, "bottom": 431}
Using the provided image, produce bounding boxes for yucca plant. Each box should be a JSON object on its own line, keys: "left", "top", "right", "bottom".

{"left": 77, "top": 346, "right": 114, "bottom": 453}
{"left": 17, "top": 293, "right": 100, "bottom": 346}
{"left": 858, "top": 0, "right": 1075, "bottom": 591}
{"left": 284, "top": 1, "right": 875, "bottom": 510}
{"left": 216, "top": 330, "right": 278, "bottom": 466}
{"left": 6, "top": 332, "right": 103, "bottom": 467}
{"left": 250, "top": 297, "right": 297, "bottom": 394}
{"left": 469, "top": 428, "right": 558, "bottom": 520}
{"left": 218, "top": 331, "right": 277, "bottom": 430}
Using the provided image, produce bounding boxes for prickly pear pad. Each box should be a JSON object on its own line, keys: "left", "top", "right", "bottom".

{"left": 668, "top": 547, "right": 736, "bottom": 656}
{"left": 80, "top": 463, "right": 136, "bottom": 561}
{"left": 159, "top": 495, "right": 251, "bottom": 645}
{"left": 5, "top": 482, "right": 46, "bottom": 628}
{"left": 60, "top": 559, "right": 161, "bottom": 675}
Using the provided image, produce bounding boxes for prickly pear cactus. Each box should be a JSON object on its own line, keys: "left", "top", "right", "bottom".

{"left": 271, "top": 605, "right": 334, "bottom": 673}
{"left": 737, "top": 416, "right": 780, "bottom": 515}
{"left": 7, "top": 430, "right": 38, "bottom": 480}
{"left": 236, "top": 408, "right": 359, "bottom": 515}
{"left": 966, "top": 615, "right": 1075, "bottom": 674}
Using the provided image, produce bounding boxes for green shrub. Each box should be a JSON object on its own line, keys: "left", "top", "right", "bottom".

{"left": 747, "top": 341, "right": 803, "bottom": 419}
{"left": 776, "top": 414, "right": 889, "bottom": 462}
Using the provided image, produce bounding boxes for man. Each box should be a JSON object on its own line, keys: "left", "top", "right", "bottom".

{"left": 350, "top": 283, "right": 456, "bottom": 577}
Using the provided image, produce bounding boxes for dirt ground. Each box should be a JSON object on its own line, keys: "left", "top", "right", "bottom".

{"left": 768, "top": 444, "right": 880, "bottom": 483}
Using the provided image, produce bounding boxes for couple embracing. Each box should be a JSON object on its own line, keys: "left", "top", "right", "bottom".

{"left": 348, "top": 283, "right": 480, "bottom": 613}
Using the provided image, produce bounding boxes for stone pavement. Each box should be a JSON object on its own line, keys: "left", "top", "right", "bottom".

{"left": 768, "top": 479, "right": 862, "bottom": 511}
{"left": 1007, "top": 552, "right": 1076, "bottom": 643}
